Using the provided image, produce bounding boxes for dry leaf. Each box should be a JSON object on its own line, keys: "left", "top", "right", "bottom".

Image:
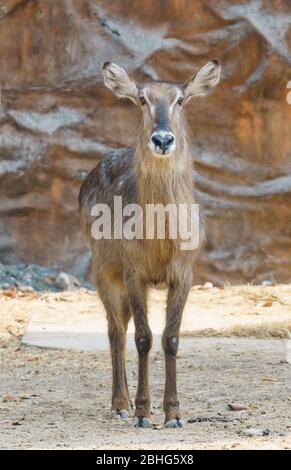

{"left": 2, "top": 289, "right": 17, "bottom": 298}
{"left": 2, "top": 393, "right": 20, "bottom": 402}
{"left": 261, "top": 376, "right": 278, "bottom": 384}
{"left": 262, "top": 300, "right": 273, "bottom": 307}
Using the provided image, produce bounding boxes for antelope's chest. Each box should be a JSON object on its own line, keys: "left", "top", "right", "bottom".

{"left": 142, "top": 238, "right": 179, "bottom": 280}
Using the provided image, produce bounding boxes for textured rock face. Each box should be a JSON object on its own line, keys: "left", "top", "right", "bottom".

{"left": 0, "top": 0, "right": 290, "bottom": 284}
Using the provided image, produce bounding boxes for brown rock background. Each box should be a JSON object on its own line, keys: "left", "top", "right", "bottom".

{"left": 0, "top": 0, "right": 290, "bottom": 284}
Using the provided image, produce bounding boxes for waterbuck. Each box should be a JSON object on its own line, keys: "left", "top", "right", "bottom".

{"left": 79, "top": 60, "right": 221, "bottom": 428}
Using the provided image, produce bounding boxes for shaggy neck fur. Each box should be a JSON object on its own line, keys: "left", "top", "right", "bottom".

{"left": 134, "top": 115, "right": 194, "bottom": 208}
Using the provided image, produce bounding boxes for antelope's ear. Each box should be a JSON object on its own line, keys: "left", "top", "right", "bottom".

{"left": 102, "top": 62, "right": 138, "bottom": 103}
{"left": 184, "top": 60, "right": 221, "bottom": 100}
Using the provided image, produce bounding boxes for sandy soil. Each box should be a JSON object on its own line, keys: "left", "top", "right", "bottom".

{"left": 0, "top": 285, "right": 290, "bottom": 449}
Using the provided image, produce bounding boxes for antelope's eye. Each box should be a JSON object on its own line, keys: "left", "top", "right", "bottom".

{"left": 139, "top": 96, "right": 146, "bottom": 106}
{"left": 177, "top": 96, "right": 184, "bottom": 106}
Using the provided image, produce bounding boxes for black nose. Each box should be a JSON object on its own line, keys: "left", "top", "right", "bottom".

{"left": 151, "top": 133, "right": 175, "bottom": 153}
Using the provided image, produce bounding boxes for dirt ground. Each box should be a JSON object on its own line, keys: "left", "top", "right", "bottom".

{"left": 0, "top": 285, "right": 290, "bottom": 450}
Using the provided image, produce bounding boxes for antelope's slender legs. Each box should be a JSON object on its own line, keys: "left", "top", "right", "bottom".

{"left": 121, "top": 298, "right": 133, "bottom": 409}
{"left": 96, "top": 275, "right": 130, "bottom": 416}
{"left": 125, "top": 272, "right": 152, "bottom": 427}
{"left": 162, "top": 270, "right": 192, "bottom": 427}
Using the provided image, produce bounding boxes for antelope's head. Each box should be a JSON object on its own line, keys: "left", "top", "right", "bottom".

{"left": 103, "top": 60, "right": 221, "bottom": 159}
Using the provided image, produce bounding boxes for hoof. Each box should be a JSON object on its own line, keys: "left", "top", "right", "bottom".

{"left": 165, "top": 418, "right": 185, "bottom": 428}
{"left": 133, "top": 416, "right": 153, "bottom": 428}
{"left": 111, "top": 409, "right": 130, "bottom": 420}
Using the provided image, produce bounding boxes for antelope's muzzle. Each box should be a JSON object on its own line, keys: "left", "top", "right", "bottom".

{"left": 149, "top": 131, "right": 176, "bottom": 156}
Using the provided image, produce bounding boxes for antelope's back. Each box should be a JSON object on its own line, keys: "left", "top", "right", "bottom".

{"left": 78, "top": 147, "right": 135, "bottom": 241}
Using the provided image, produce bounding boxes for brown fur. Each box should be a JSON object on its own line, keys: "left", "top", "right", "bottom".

{"left": 79, "top": 61, "right": 220, "bottom": 427}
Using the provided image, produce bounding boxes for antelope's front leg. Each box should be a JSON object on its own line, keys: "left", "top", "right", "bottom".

{"left": 162, "top": 271, "right": 192, "bottom": 428}
{"left": 126, "top": 273, "right": 153, "bottom": 428}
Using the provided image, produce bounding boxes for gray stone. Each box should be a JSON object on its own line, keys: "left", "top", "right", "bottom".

{"left": 55, "top": 272, "right": 80, "bottom": 291}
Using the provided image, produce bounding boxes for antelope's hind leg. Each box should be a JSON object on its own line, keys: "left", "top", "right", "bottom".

{"left": 121, "top": 296, "right": 133, "bottom": 410}
{"left": 96, "top": 272, "right": 131, "bottom": 419}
